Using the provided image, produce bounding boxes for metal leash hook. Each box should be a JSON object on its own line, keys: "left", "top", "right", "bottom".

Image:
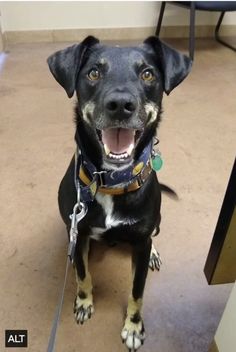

{"left": 68, "top": 200, "right": 88, "bottom": 263}
{"left": 68, "top": 165, "right": 88, "bottom": 263}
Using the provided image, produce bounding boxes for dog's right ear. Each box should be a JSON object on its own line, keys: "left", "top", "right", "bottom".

{"left": 47, "top": 36, "right": 99, "bottom": 98}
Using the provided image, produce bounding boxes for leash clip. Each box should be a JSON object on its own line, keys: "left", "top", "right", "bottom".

{"left": 68, "top": 202, "right": 88, "bottom": 263}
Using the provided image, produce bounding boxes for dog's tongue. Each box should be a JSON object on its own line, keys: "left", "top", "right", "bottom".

{"left": 102, "top": 128, "right": 134, "bottom": 154}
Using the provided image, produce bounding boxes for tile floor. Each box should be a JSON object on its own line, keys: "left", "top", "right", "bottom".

{"left": 0, "top": 38, "right": 235, "bottom": 352}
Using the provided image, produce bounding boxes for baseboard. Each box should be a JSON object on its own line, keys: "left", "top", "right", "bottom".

{"left": 3, "top": 25, "right": 235, "bottom": 46}
{"left": 208, "top": 339, "right": 219, "bottom": 352}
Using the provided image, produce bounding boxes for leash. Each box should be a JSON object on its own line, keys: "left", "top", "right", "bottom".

{"left": 47, "top": 167, "right": 88, "bottom": 352}
{"left": 47, "top": 256, "right": 70, "bottom": 352}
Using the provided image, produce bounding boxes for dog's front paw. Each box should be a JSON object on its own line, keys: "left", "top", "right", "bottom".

{"left": 74, "top": 293, "right": 94, "bottom": 324}
{"left": 121, "top": 317, "right": 145, "bottom": 351}
{"left": 149, "top": 244, "right": 162, "bottom": 271}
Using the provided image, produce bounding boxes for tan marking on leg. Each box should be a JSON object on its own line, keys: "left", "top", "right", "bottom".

{"left": 149, "top": 242, "right": 162, "bottom": 271}
{"left": 74, "top": 239, "right": 94, "bottom": 324}
{"left": 75, "top": 237, "right": 92, "bottom": 292}
{"left": 75, "top": 270, "right": 92, "bottom": 296}
{"left": 126, "top": 295, "right": 142, "bottom": 317}
{"left": 121, "top": 296, "right": 145, "bottom": 350}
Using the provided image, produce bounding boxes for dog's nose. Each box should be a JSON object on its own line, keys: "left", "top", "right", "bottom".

{"left": 104, "top": 93, "right": 137, "bottom": 118}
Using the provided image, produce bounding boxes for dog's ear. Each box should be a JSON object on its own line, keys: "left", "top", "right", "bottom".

{"left": 47, "top": 36, "right": 99, "bottom": 98}
{"left": 144, "top": 36, "right": 192, "bottom": 95}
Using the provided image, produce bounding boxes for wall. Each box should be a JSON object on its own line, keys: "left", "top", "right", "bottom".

{"left": 0, "top": 1, "right": 235, "bottom": 45}
{"left": 0, "top": 10, "right": 3, "bottom": 51}
{"left": 215, "top": 282, "right": 236, "bottom": 352}
{"left": 1, "top": 1, "right": 236, "bottom": 32}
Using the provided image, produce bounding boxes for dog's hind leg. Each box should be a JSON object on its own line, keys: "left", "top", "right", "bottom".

{"left": 149, "top": 241, "right": 162, "bottom": 271}
{"left": 73, "top": 235, "right": 94, "bottom": 324}
{"left": 121, "top": 237, "right": 151, "bottom": 351}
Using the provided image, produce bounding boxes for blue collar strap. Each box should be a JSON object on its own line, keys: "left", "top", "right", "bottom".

{"left": 75, "top": 140, "right": 154, "bottom": 202}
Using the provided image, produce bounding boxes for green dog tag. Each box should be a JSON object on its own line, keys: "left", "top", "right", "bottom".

{"left": 151, "top": 154, "right": 163, "bottom": 171}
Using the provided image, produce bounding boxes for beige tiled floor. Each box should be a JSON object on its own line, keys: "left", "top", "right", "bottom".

{"left": 0, "top": 38, "right": 235, "bottom": 352}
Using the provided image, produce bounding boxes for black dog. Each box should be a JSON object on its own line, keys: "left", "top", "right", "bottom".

{"left": 47, "top": 36, "right": 191, "bottom": 351}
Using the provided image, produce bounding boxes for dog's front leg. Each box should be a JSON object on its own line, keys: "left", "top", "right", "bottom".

{"left": 121, "top": 237, "right": 152, "bottom": 351}
{"left": 73, "top": 235, "right": 94, "bottom": 324}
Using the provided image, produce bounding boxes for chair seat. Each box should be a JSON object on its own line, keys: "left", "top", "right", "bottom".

{"left": 176, "top": 1, "right": 236, "bottom": 12}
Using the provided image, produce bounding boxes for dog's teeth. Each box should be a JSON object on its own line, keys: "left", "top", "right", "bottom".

{"left": 127, "top": 143, "right": 134, "bottom": 156}
{"left": 104, "top": 144, "right": 110, "bottom": 155}
{"left": 121, "top": 153, "right": 129, "bottom": 159}
{"left": 108, "top": 151, "right": 130, "bottom": 160}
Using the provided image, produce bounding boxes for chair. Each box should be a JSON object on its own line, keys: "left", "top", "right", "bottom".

{"left": 156, "top": 1, "right": 236, "bottom": 60}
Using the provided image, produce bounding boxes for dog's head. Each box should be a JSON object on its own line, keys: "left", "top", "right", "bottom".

{"left": 48, "top": 36, "right": 191, "bottom": 170}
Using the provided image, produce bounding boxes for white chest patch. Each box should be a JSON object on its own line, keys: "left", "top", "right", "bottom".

{"left": 90, "top": 193, "right": 138, "bottom": 240}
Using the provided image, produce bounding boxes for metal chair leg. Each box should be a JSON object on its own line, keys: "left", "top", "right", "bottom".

{"left": 215, "top": 11, "right": 236, "bottom": 51}
{"left": 189, "top": 2, "right": 196, "bottom": 61}
{"left": 156, "top": 2, "right": 166, "bottom": 37}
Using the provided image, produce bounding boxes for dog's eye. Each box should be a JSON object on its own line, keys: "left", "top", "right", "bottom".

{"left": 88, "top": 68, "right": 100, "bottom": 81}
{"left": 141, "top": 69, "right": 154, "bottom": 82}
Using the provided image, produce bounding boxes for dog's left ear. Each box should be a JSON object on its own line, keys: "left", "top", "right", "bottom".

{"left": 144, "top": 36, "right": 192, "bottom": 95}
{"left": 47, "top": 36, "right": 99, "bottom": 98}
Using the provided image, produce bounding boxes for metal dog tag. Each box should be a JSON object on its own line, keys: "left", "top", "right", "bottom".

{"left": 68, "top": 202, "right": 88, "bottom": 262}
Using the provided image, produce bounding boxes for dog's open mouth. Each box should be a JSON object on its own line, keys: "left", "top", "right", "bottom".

{"left": 97, "top": 128, "right": 142, "bottom": 164}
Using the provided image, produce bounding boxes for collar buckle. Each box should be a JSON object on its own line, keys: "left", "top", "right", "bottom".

{"left": 137, "top": 162, "right": 152, "bottom": 187}
{"left": 137, "top": 173, "right": 145, "bottom": 187}
{"left": 93, "top": 170, "right": 107, "bottom": 187}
